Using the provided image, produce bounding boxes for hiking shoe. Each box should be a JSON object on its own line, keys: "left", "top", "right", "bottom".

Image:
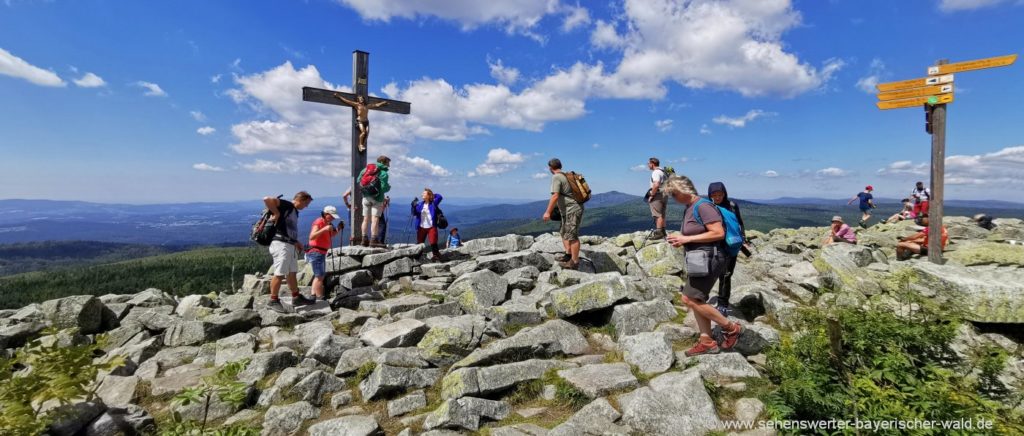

{"left": 720, "top": 322, "right": 743, "bottom": 350}
{"left": 360, "top": 237, "right": 370, "bottom": 247}
{"left": 266, "top": 299, "right": 288, "bottom": 314}
{"left": 649, "top": 229, "right": 666, "bottom": 240}
{"left": 555, "top": 252, "right": 571, "bottom": 262}
{"left": 431, "top": 254, "right": 446, "bottom": 263}
{"left": 558, "top": 260, "right": 579, "bottom": 270}
{"left": 291, "top": 294, "right": 316, "bottom": 306}
{"left": 370, "top": 241, "right": 387, "bottom": 248}
{"left": 716, "top": 304, "right": 730, "bottom": 318}
{"left": 684, "top": 339, "right": 721, "bottom": 357}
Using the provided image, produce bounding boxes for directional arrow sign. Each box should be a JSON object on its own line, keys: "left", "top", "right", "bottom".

{"left": 877, "top": 74, "right": 954, "bottom": 92}
{"left": 876, "top": 93, "right": 954, "bottom": 110}
{"left": 878, "top": 84, "right": 953, "bottom": 101}
{"left": 928, "top": 54, "right": 1017, "bottom": 75}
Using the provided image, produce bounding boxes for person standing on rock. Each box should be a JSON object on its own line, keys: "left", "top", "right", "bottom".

{"left": 647, "top": 157, "right": 669, "bottom": 240}
{"left": 708, "top": 182, "right": 747, "bottom": 317}
{"left": 308, "top": 205, "right": 342, "bottom": 302}
{"left": 847, "top": 185, "right": 876, "bottom": 228}
{"left": 413, "top": 188, "right": 445, "bottom": 263}
{"left": 357, "top": 156, "right": 391, "bottom": 247}
{"left": 663, "top": 175, "right": 742, "bottom": 356}
{"left": 542, "top": 158, "right": 584, "bottom": 270}
{"left": 896, "top": 214, "right": 948, "bottom": 260}
{"left": 263, "top": 191, "right": 316, "bottom": 313}
{"left": 823, "top": 216, "right": 857, "bottom": 246}
{"left": 911, "top": 181, "right": 931, "bottom": 217}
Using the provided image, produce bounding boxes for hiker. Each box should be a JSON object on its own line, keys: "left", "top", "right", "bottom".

{"left": 885, "top": 198, "right": 915, "bottom": 224}
{"left": 357, "top": 155, "right": 391, "bottom": 247}
{"left": 707, "top": 182, "right": 748, "bottom": 317}
{"left": 974, "top": 213, "right": 996, "bottom": 230}
{"left": 308, "top": 205, "right": 342, "bottom": 302}
{"left": 647, "top": 157, "right": 668, "bottom": 239}
{"left": 911, "top": 181, "right": 931, "bottom": 217}
{"left": 542, "top": 158, "right": 584, "bottom": 270}
{"left": 376, "top": 196, "right": 391, "bottom": 245}
{"left": 823, "top": 216, "right": 857, "bottom": 246}
{"left": 663, "top": 175, "right": 742, "bottom": 356}
{"left": 262, "top": 191, "right": 315, "bottom": 313}
{"left": 896, "top": 214, "right": 948, "bottom": 260}
{"left": 446, "top": 227, "right": 463, "bottom": 249}
{"left": 412, "top": 188, "right": 446, "bottom": 262}
{"left": 847, "top": 185, "right": 876, "bottom": 227}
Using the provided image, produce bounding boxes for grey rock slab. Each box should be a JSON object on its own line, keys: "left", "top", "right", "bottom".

{"left": 95, "top": 375, "right": 140, "bottom": 408}
{"left": 549, "top": 276, "right": 637, "bottom": 318}
{"left": 306, "top": 334, "right": 361, "bottom": 366}
{"left": 261, "top": 401, "right": 319, "bottom": 436}
{"left": 292, "top": 370, "right": 346, "bottom": 406}
{"left": 219, "top": 293, "right": 254, "bottom": 312}
{"left": 48, "top": 401, "right": 107, "bottom": 436}
{"left": 620, "top": 332, "right": 674, "bottom": 375}
{"left": 362, "top": 245, "right": 424, "bottom": 267}
{"left": 617, "top": 369, "right": 722, "bottom": 436}
{"left": 446, "top": 269, "right": 509, "bottom": 314}
{"left": 335, "top": 347, "right": 382, "bottom": 376}
{"left": 423, "top": 397, "right": 511, "bottom": 431}
{"left": 215, "top": 333, "right": 258, "bottom": 366}
{"left": 0, "top": 321, "right": 45, "bottom": 349}
{"left": 173, "top": 388, "right": 247, "bottom": 422}
{"left": 307, "top": 415, "right": 381, "bottom": 436}
{"left": 293, "top": 320, "right": 335, "bottom": 349}
{"left": 360, "top": 318, "right": 429, "bottom": 348}
{"left": 127, "top": 288, "right": 177, "bottom": 308}
{"left": 360, "top": 294, "right": 436, "bottom": 315}
{"left": 359, "top": 364, "right": 442, "bottom": 401}
{"left": 611, "top": 300, "right": 678, "bottom": 338}
{"left": 503, "top": 266, "right": 541, "bottom": 291}
{"left": 734, "top": 397, "right": 765, "bottom": 423}
{"left": 150, "top": 364, "right": 214, "bottom": 396}
{"left": 331, "top": 391, "right": 354, "bottom": 409}
{"left": 557, "top": 363, "right": 638, "bottom": 398}
{"left": 207, "top": 309, "right": 261, "bottom": 336}
{"left": 417, "top": 315, "right": 487, "bottom": 366}
{"left": 84, "top": 406, "right": 156, "bottom": 436}
{"left": 239, "top": 350, "right": 298, "bottom": 384}
{"left": 461, "top": 235, "right": 534, "bottom": 255}
{"left": 383, "top": 257, "right": 416, "bottom": 279}
{"left": 340, "top": 270, "right": 375, "bottom": 288}
{"left": 163, "top": 321, "right": 221, "bottom": 347}
{"left": 376, "top": 348, "right": 431, "bottom": 368}
{"left": 442, "top": 359, "right": 576, "bottom": 399}
{"left": 421, "top": 262, "right": 453, "bottom": 277}
{"left": 635, "top": 242, "right": 686, "bottom": 278}
{"left": 258, "top": 367, "right": 315, "bottom": 407}
{"left": 492, "top": 423, "right": 550, "bottom": 436}
{"left": 678, "top": 352, "right": 761, "bottom": 380}
{"left": 396, "top": 302, "right": 463, "bottom": 320}
{"left": 41, "top": 295, "right": 105, "bottom": 334}
{"left": 388, "top": 389, "right": 427, "bottom": 417}
{"left": 548, "top": 397, "right": 628, "bottom": 436}
{"left": 476, "top": 251, "right": 552, "bottom": 275}
{"left": 452, "top": 319, "right": 588, "bottom": 369}
{"left": 174, "top": 294, "right": 214, "bottom": 318}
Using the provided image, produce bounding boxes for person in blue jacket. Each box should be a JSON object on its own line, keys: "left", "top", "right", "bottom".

{"left": 412, "top": 188, "right": 445, "bottom": 262}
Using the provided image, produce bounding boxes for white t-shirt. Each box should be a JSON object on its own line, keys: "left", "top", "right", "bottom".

{"left": 420, "top": 203, "right": 433, "bottom": 229}
{"left": 651, "top": 168, "right": 666, "bottom": 189}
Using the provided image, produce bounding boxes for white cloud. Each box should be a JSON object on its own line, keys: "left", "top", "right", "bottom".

{"left": 878, "top": 146, "right": 1024, "bottom": 185}
{"left": 629, "top": 164, "right": 648, "bottom": 172}
{"left": 855, "top": 58, "right": 885, "bottom": 94}
{"left": 712, "top": 109, "right": 775, "bottom": 128}
{"left": 0, "top": 47, "right": 65, "bottom": 87}
{"left": 469, "top": 147, "right": 527, "bottom": 176}
{"left": 72, "top": 72, "right": 105, "bottom": 88}
{"left": 763, "top": 170, "right": 779, "bottom": 178}
{"left": 334, "top": 0, "right": 563, "bottom": 37}
{"left": 561, "top": 5, "right": 591, "bottom": 32}
{"left": 197, "top": 126, "right": 216, "bottom": 135}
{"left": 532, "top": 172, "right": 549, "bottom": 179}
{"left": 816, "top": 167, "right": 850, "bottom": 178}
{"left": 134, "top": 81, "right": 167, "bottom": 97}
{"left": 192, "top": 163, "right": 225, "bottom": 172}
{"left": 211, "top": 74, "right": 222, "bottom": 83}
{"left": 190, "top": 111, "right": 207, "bottom": 122}
{"left": 655, "top": 119, "right": 673, "bottom": 132}
{"left": 699, "top": 124, "right": 712, "bottom": 135}
{"left": 939, "top": 0, "right": 1013, "bottom": 12}
{"left": 590, "top": 20, "right": 626, "bottom": 50}
{"left": 488, "top": 59, "right": 520, "bottom": 85}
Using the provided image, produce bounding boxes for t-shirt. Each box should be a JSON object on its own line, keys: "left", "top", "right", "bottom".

{"left": 682, "top": 200, "right": 722, "bottom": 250}
{"left": 651, "top": 168, "right": 666, "bottom": 188}
{"left": 551, "top": 172, "right": 579, "bottom": 212}
{"left": 921, "top": 227, "right": 949, "bottom": 249}
{"left": 420, "top": 203, "right": 433, "bottom": 229}
{"left": 448, "top": 234, "right": 462, "bottom": 248}
{"left": 308, "top": 217, "right": 334, "bottom": 253}
{"left": 857, "top": 192, "right": 874, "bottom": 209}
{"left": 911, "top": 187, "right": 931, "bottom": 203}
{"left": 274, "top": 200, "right": 299, "bottom": 243}
{"left": 834, "top": 224, "right": 857, "bottom": 243}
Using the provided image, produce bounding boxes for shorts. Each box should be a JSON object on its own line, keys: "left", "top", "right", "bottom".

{"left": 860, "top": 206, "right": 872, "bottom": 213}
{"left": 362, "top": 197, "right": 383, "bottom": 217}
{"left": 269, "top": 240, "right": 298, "bottom": 277}
{"left": 649, "top": 194, "right": 667, "bottom": 219}
{"left": 681, "top": 248, "right": 724, "bottom": 303}
{"left": 306, "top": 251, "right": 326, "bottom": 278}
{"left": 559, "top": 204, "right": 583, "bottom": 241}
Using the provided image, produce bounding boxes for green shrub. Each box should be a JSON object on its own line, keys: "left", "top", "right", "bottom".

{"left": 166, "top": 359, "right": 252, "bottom": 435}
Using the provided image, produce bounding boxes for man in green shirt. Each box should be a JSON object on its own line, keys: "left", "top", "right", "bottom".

{"left": 357, "top": 155, "right": 391, "bottom": 247}
{"left": 542, "top": 158, "right": 584, "bottom": 270}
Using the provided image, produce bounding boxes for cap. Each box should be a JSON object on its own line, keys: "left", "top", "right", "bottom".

{"left": 832, "top": 216, "right": 844, "bottom": 223}
{"left": 865, "top": 185, "right": 873, "bottom": 191}
{"left": 323, "top": 205, "right": 341, "bottom": 220}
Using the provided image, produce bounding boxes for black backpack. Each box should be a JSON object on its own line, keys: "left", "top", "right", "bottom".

{"left": 435, "top": 206, "right": 449, "bottom": 229}
{"left": 251, "top": 196, "right": 282, "bottom": 246}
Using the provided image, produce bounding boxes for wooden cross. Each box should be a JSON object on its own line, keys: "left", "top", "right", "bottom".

{"left": 302, "top": 50, "right": 411, "bottom": 242}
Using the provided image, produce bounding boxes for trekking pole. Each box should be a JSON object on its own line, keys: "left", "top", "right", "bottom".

{"left": 637, "top": 228, "right": 655, "bottom": 251}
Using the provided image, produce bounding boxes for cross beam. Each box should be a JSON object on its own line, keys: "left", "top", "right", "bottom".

{"left": 301, "top": 88, "right": 411, "bottom": 115}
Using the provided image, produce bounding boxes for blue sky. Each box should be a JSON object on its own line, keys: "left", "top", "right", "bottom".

{"left": 2, "top": 0, "right": 1023, "bottom": 204}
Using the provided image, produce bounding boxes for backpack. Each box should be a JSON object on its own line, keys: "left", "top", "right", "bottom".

{"left": 692, "top": 198, "right": 744, "bottom": 257}
{"left": 360, "top": 164, "right": 381, "bottom": 197}
{"left": 435, "top": 206, "right": 448, "bottom": 229}
{"left": 251, "top": 195, "right": 283, "bottom": 246}
{"left": 564, "top": 171, "right": 592, "bottom": 204}
{"left": 662, "top": 166, "right": 676, "bottom": 177}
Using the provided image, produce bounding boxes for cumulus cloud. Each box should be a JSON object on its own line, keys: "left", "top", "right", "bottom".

{"left": 590, "top": 20, "right": 626, "bottom": 49}
{"left": 939, "top": 0, "right": 1014, "bottom": 12}
{"left": 712, "top": 109, "right": 775, "bottom": 128}
{"left": 197, "top": 126, "right": 216, "bottom": 135}
{"left": 135, "top": 81, "right": 167, "bottom": 97}
{"left": 211, "top": 74, "right": 222, "bottom": 83}
{"left": 699, "top": 124, "right": 712, "bottom": 135}
{"left": 0, "top": 47, "right": 65, "bottom": 87}
{"left": 855, "top": 58, "right": 886, "bottom": 94}
{"left": 532, "top": 172, "right": 549, "bottom": 179}
{"left": 469, "top": 148, "right": 527, "bottom": 176}
{"left": 815, "top": 167, "right": 850, "bottom": 178}
{"left": 192, "top": 163, "right": 225, "bottom": 172}
{"left": 763, "top": 170, "right": 779, "bottom": 178}
{"left": 561, "top": 4, "right": 591, "bottom": 32}
{"left": 877, "top": 160, "right": 928, "bottom": 177}
{"left": 488, "top": 59, "right": 520, "bottom": 85}
{"left": 334, "top": 0, "right": 563, "bottom": 37}
{"left": 655, "top": 119, "right": 673, "bottom": 132}
{"left": 878, "top": 146, "right": 1024, "bottom": 185}
{"left": 190, "top": 111, "right": 207, "bottom": 122}
{"left": 629, "top": 164, "right": 648, "bottom": 172}
{"left": 72, "top": 72, "right": 106, "bottom": 88}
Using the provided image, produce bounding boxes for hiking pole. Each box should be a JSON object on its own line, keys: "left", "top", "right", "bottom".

{"left": 637, "top": 228, "right": 655, "bottom": 251}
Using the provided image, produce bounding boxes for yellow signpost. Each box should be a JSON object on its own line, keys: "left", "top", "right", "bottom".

{"left": 877, "top": 84, "right": 953, "bottom": 101}
{"left": 875, "top": 94, "right": 953, "bottom": 110}
{"left": 927, "top": 54, "right": 1017, "bottom": 75}
{"left": 876, "top": 74, "right": 954, "bottom": 92}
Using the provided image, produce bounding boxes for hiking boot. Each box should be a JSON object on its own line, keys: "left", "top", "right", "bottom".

{"left": 716, "top": 304, "right": 730, "bottom": 318}
{"left": 370, "top": 241, "right": 387, "bottom": 248}
{"left": 431, "top": 254, "right": 445, "bottom": 263}
{"left": 684, "top": 339, "right": 721, "bottom": 357}
{"left": 555, "top": 252, "right": 571, "bottom": 262}
{"left": 291, "top": 294, "right": 316, "bottom": 307}
{"left": 720, "top": 322, "right": 743, "bottom": 350}
{"left": 558, "top": 260, "right": 579, "bottom": 270}
{"left": 266, "top": 299, "right": 288, "bottom": 314}
{"left": 649, "top": 229, "right": 666, "bottom": 240}
{"left": 361, "top": 237, "right": 370, "bottom": 247}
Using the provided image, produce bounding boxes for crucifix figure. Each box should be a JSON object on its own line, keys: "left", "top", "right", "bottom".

{"left": 302, "top": 50, "right": 411, "bottom": 243}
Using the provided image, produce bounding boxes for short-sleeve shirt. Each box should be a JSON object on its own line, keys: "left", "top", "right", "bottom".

{"left": 308, "top": 217, "right": 333, "bottom": 253}
{"left": 551, "top": 172, "right": 579, "bottom": 212}
{"left": 274, "top": 200, "right": 299, "bottom": 243}
{"left": 834, "top": 224, "right": 857, "bottom": 243}
{"left": 651, "top": 169, "right": 666, "bottom": 189}
{"left": 921, "top": 227, "right": 949, "bottom": 249}
{"left": 857, "top": 192, "right": 873, "bottom": 209}
{"left": 682, "top": 200, "right": 722, "bottom": 250}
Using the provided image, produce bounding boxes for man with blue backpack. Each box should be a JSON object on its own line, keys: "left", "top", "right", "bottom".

{"left": 708, "top": 182, "right": 748, "bottom": 317}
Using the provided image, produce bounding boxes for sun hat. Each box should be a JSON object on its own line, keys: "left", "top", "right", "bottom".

{"left": 323, "top": 205, "right": 341, "bottom": 220}
{"left": 832, "top": 216, "right": 844, "bottom": 223}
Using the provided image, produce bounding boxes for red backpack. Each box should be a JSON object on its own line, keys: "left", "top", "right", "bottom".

{"left": 360, "top": 164, "right": 381, "bottom": 197}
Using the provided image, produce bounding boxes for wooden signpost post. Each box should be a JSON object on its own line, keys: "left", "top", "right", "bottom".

{"left": 874, "top": 54, "right": 1017, "bottom": 264}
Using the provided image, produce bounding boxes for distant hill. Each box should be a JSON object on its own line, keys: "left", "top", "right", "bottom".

{"left": 0, "top": 241, "right": 190, "bottom": 276}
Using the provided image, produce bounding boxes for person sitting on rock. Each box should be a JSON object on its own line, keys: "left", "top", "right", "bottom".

{"left": 896, "top": 214, "right": 948, "bottom": 260}
{"left": 824, "top": 216, "right": 857, "bottom": 246}
{"left": 885, "top": 198, "right": 915, "bottom": 224}
{"left": 663, "top": 174, "right": 742, "bottom": 356}
{"left": 413, "top": 188, "right": 445, "bottom": 263}
{"left": 973, "top": 213, "right": 996, "bottom": 230}
{"left": 446, "top": 227, "right": 462, "bottom": 249}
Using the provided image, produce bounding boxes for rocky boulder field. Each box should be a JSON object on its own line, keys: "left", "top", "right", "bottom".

{"left": 2, "top": 216, "right": 1023, "bottom": 435}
